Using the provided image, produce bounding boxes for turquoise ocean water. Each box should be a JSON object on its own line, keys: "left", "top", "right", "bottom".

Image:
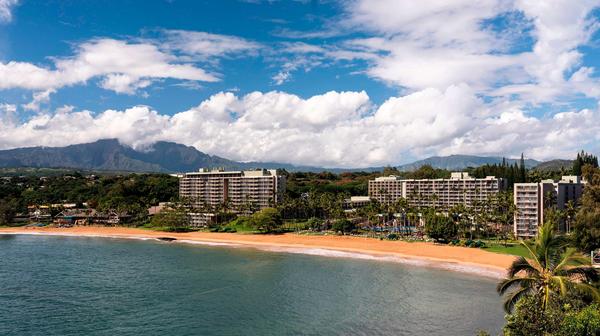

{"left": 0, "top": 234, "right": 505, "bottom": 335}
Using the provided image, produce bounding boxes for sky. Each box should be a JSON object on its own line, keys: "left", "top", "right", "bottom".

{"left": 0, "top": 0, "right": 599, "bottom": 168}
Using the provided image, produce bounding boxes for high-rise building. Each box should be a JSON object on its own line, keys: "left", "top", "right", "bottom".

{"left": 179, "top": 168, "right": 286, "bottom": 226}
{"left": 368, "top": 172, "right": 506, "bottom": 208}
{"left": 513, "top": 176, "right": 584, "bottom": 238}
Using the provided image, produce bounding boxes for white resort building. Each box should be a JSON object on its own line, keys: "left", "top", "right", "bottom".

{"left": 179, "top": 168, "right": 286, "bottom": 226}
{"left": 368, "top": 172, "right": 507, "bottom": 209}
{"left": 514, "top": 176, "right": 585, "bottom": 238}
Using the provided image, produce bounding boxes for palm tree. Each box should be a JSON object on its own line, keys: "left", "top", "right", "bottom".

{"left": 564, "top": 200, "right": 577, "bottom": 234}
{"left": 497, "top": 221, "right": 599, "bottom": 312}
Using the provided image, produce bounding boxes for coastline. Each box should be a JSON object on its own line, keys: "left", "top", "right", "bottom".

{"left": 0, "top": 226, "right": 515, "bottom": 279}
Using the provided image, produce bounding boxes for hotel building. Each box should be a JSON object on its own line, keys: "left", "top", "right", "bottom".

{"left": 179, "top": 168, "right": 286, "bottom": 226}
{"left": 514, "top": 176, "right": 584, "bottom": 238}
{"left": 368, "top": 172, "right": 507, "bottom": 209}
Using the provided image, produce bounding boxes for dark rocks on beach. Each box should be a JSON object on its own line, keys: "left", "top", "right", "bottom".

{"left": 156, "top": 237, "right": 177, "bottom": 242}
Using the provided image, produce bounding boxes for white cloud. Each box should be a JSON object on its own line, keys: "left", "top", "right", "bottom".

{"left": 0, "top": 102, "right": 16, "bottom": 125}
{"left": 329, "top": 0, "right": 600, "bottom": 104}
{"left": 22, "top": 89, "right": 55, "bottom": 111}
{"left": 0, "top": 0, "right": 18, "bottom": 23}
{"left": 1, "top": 88, "right": 597, "bottom": 167}
{"left": 160, "top": 30, "right": 261, "bottom": 59}
{"left": 0, "top": 30, "right": 261, "bottom": 94}
{"left": 0, "top": 38, "right": 217, "bottom": 93}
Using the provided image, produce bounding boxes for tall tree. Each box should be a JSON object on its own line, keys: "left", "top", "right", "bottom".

{"left": 497, "top": 221, "right": 599, "bottom": 312}
{"left": 519, "top": 153, "right": 527, "bottom": 183}
{"left": 573, "top": 164, "right": 600, "bottom": 252}
{"left": 573, "top": 150, "right": 598, "bottom": 176}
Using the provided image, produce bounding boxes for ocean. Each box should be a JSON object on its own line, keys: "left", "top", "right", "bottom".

{"left": 0, "top": 234, "right": 505, "bottom": 335}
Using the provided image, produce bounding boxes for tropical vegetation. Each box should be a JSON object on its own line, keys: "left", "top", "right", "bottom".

{"left": 495, "top": 220, "right": 599, "bottom": 335}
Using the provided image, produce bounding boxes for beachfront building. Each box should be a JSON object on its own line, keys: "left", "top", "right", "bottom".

{"left": 514, "top": 176, "right": 585, "bottom": 238}
{"left": 368, "top": 172, "right": 507, "bottom": 209}
{"left": 343, "top": 196, "right": 372, "bottom": 210}
{"left": 179, "top": 168, "right": 286, "bottom": 226}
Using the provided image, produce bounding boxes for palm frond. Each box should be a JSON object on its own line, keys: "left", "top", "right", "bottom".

{"left": 497, "top": 277, "right": 537, "bottom": 295}
{"left": 562, "top": 266, "right": 600, "bottom": 283}
{"left": 553, "top": 248, "right": 579, "bottom": 272}
{"left": 520, "top": 240, "right": 543, "bottom": 270}
{"left": 572, "top": 282, "right": 600, "bottom": 302}
{"left": 507, "top": 257, "right": 538, "bottom": 277}
{"left": 502, "top": 286, "right": 533, "bottom": 313}
{"left": 549, "top": 275, "right": 569, "bottom": 297}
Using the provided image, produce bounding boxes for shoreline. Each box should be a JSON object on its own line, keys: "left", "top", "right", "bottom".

{"left": 0, "top": 226, "right": 515, "bottom": 279}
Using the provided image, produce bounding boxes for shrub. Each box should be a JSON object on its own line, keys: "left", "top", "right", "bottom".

{"left": 250, "top": 207, "right": 283, "bottom": 233}
{"left": 332, "top": 218, "right": 356, "bottom": 234}
{"left": 387, "top": 233, "right": 399, "bottom": 240}
{"left": 471, "top": 240, "right": 486, "bottom": 248}
{"left": 306, "top": 217, "right": 324, "bottom": 231}
{"left": 558, "top": 304, "right": 600, "bottom": 336}
{"left": 424, "top": 215, "right": 457, "bottom": 242}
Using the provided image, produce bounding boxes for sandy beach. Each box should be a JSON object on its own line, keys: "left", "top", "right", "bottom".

{"left": 0, "top": 226, "right": 516, "bottom": 278}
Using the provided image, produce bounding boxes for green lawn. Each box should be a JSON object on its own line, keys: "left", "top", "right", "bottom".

{"left": 483, "top": 243, "right": 530, "bottom": 258}
{"left": 222, "top": 218, "right": 260, "bottom": 233}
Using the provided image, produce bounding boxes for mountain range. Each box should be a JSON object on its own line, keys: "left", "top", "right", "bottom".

{"left": 0, "top": 139, "right": 571, "bottom": 173}
{"left": 396, "top": 154, "right": 542, "bottom": 171}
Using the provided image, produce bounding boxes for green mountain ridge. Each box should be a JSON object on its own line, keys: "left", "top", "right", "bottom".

{"left": 397, "top": 154, "right": 542, "bottom": 172}
{"left": 0, "top": 140, "right": 571, "bottom": 174}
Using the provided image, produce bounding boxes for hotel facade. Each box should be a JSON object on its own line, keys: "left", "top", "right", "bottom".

{"left": 179, "top": 168, "right": 286, "bottom": 226}
{"left": 513, "top": 176, "right": 584, "bottom": 238}
{"left": 368, "top": 172, "right": 507, "bottom": 209}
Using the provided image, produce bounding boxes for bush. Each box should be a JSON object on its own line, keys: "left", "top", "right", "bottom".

{"left": 387, "top": 233, "right": 399, "bottom": 240}
{"left": 306, "top": 217, "right": 324, "bottom": 231}
{"left": 424, "top": 215, "right": 457, "bottom": 242}
{"left": 250, "top": 207, "right": 283, "bottom": 233}
{"left": 150, "top": 207, "right": 190, "bottom": 231}
{"left": 471, "top": 240, "right": 485, "bottom": 248}
{"left": 503, "top": 295, "right": 564, "bottom": 336}
{"left": 558, "top": 304, "right": 600, "bottom": 336}
{"left": 332, "top": 218, "right": 356, "bottom": 234}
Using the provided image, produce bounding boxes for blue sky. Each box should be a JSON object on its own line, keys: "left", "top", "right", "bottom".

{"left": 0, "top": 0, "right": 599, "bottom": 167}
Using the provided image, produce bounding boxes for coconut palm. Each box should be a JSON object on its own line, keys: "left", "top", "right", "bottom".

{"left": 564, "top": 200, "right": 577, "bottom": 234}
{"left": 497, "top": 221, "right": 599, "bottom": 313}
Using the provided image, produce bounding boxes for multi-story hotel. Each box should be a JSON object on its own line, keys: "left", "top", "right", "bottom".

{"left": 514, "top": 176, "right": 584, "bottom": 238}
{"left": 179, "top": 168, "right": 286, "bottom": 226}
{"left": 368, "top": 172, "right": 507, "bottom": 208}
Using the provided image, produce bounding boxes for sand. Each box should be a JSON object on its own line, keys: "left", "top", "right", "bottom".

{"left": 0, "top": 226, "right": 516, "bottom": 278}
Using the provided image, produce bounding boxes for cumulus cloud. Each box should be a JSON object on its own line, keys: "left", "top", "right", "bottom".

{"left": 0, "top": 0, "right": 18, "bottom": 23}
{"left": 325, "top": 0, "right": 600, "bottom": 104}
{"left": 1, "top": 88, "right": 598, "bottom": 167}
{"left": 0, "top": 38, "right": 217, "bottom": 94}
{"left": 0, "top": 30, "right": 261, "bottom": 95}
{"left": 22, "top": 89, "right": 55, "bottom": 111}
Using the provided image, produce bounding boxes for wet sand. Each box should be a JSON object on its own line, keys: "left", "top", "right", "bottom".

{"left": 0, "top": 226, "right": 515, "bottom": 278}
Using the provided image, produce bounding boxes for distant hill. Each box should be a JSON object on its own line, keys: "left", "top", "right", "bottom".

{"left": 397, "top": 154, "right": 541, "bottom": 171}
{"left": 0, "top": 139, "right": 233, "bottom": 173}
{"left": 532, "top": 159, "right": 573, "bottom": 172}
{"left": 0, "top": 139, "right": 380, "bottom": 173}
{"left": 0, "top": 140, "right": 572, "bottom": 174}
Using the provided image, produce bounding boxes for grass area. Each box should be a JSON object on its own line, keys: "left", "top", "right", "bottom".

{"left": 483, "top": 242, "right": 530, "bottom": 258}
{"left": 221, "top": 218, "right": 260, "bottom": 233}
{"left": 281, "top": 220, "right": 310, "bottom": 232}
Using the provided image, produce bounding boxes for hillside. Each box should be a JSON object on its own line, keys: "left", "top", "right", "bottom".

{"left": 532, "top": 159, "right": 573, "bottom": 171}
{"left": 0, "top": 139, "right": 378, "bottom": 173}
{"left": 0, "top": 139, "right": 239, "bottom": 173}
{"left": 397, "top": 154, "right": 541, "bottom": 171}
